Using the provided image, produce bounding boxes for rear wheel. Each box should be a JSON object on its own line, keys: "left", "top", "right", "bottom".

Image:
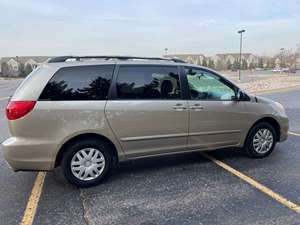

{"left": 61, "top": 139, "right": 113, "bottom": 187}
{"left": 245, "top": 122, "right": 277, "bottom": 158}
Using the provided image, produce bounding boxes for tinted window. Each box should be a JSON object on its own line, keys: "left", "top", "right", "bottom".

{"left": 40, "top": 65, "right": 114, "bottom": 100}
{"left": 116, "top": 66, "right": 181, "bottom": 99}
{"left": 185, "top": 67, "right": 236, "bottom": 101}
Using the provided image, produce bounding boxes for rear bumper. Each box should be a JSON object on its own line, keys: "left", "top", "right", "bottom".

{"left": 1, "top": 137, "right": 56, "bottom": 171}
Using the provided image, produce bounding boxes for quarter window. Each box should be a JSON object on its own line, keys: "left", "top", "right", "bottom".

{"left": 116, "top": 66, "right": 181, "bottom": 99}
{"left": 39, "top": 65, "right": 114, "bottom": 100}
{"left": 185, "top": 67, "right": 236, "bottom": 101}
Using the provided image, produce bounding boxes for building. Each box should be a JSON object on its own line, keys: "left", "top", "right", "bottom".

{"left": 210, "top": 53, "right": 260, "bottom": 70}
{"left": 0, "top": 56, "right": 50, "bottom": 77}
{"left": 164, "top": 54, "right": 205, "bottom": 65}
{"left": 164, "top": 53, "right": 260, "bottom": 70}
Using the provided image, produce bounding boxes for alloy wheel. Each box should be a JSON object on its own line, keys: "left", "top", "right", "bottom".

{"left": 253, "top": 128, "right": 274, "bottom": 154}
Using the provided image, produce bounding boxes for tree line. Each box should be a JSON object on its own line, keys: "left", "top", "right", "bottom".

{"left": 1, "top": 62, "right": 33, "bottom": 77}
{"left": 198, "top": 57, "right": 276, "bottom": 71}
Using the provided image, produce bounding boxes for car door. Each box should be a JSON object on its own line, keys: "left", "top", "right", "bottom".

{"left": 184, "top": 66, "right": 250, "bottom": 150}
{"left": 105, "top": 65, "right": 189, "bottom": 158}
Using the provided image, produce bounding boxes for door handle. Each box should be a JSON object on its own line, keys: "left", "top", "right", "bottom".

{"left": 190, "top": 104, "right": 204, "bottom": 110}
{"left": 173, "top": 103, "right": 187, "bottom": 110}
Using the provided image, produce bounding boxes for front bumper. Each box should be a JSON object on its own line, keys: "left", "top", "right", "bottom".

{"left": 279, "top": 117, "right": 289, "bottom": 142}
{"left": 1, "top": 137, "right": 56, "bottom": 171}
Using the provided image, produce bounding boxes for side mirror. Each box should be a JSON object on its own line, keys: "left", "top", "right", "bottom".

{"left": 237, "top": 90, "right": 250, "bottom": 101}
{"left": 231, "top": 90, "right": 242, "bottom": 101}
{"left": 231, "top": 95, "right": 239, "bottom": 101}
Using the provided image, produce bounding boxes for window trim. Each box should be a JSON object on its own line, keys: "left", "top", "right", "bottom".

{"left": 108, "top": 64, "right": 184, "bottom": 101}
{"left": 38, "top": 64, "right": 116, "bottom": 101}
{"left": 182, "top": 66, "right": 241, "bottom": 102}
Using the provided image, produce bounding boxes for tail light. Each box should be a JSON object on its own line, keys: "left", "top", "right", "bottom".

{"left": 6, "top": 101, "right": 36, "bottom": 120}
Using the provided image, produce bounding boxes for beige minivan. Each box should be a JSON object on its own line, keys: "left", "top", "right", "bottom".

{"left": 2, "top": 56, "right": 288, "bottom": 187}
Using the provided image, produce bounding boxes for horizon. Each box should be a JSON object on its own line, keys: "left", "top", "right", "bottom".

{"left": 0, "top": 0, "right": 300, "bottom": 57}
{"left": 0, "top": 51, "right": 295, "bottom": 59}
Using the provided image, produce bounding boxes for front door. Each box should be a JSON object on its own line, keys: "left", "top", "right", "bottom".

{"left": 105, "top": 65, "right": 189, "bottom": 158}
{"left": 184, "top": 67, "right": 249, "bottom": 150}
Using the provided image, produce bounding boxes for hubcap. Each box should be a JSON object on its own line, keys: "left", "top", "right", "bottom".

{"left": 253, "top": 128, "right": 274, "bottom": 154}
{"left": 71, "top": 148, "right": 105, "bottom": 181}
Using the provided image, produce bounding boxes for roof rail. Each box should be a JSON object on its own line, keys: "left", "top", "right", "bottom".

{"left": 47, "top": 56, "right": 186, "bottom": 63}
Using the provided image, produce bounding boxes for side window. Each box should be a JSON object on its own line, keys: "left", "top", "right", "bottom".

{"left": 39, "top": 65, "right": 114, "bottom": 100}
{"left": 116, "top": 66, "right": 181, "bottom": 99}
{"left": 185, "top": 67, "right": 236, "bottom": 101}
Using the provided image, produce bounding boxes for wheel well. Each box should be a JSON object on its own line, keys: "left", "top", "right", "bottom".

{"left": 55, "top": 133, "right": 119, "bottom": 167}
{"left": 248, "top": 117, "right": 281, "bottom": 142}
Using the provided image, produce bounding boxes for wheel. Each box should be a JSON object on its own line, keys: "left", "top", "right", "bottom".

{"left": 245, "top": 122, "right": 277, "bottom": 158}
{"left": 61, "top": 139, "right": 113, "bottom": 187}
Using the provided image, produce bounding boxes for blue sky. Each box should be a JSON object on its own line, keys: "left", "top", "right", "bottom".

{"left": 0, "top": 0, "right": 299, "bottom": 57}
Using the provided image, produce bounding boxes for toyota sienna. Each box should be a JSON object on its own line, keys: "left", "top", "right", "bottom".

{"left": 2, "top": 56, "right": 289, "bottom": 187}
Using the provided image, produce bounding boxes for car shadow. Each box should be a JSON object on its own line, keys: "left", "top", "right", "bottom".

{"left": 109, "top": 148, "right": 247, "bottom": 180}
{"left": 209, "top": 147, "right": 247, "bottom": 160}
{"left": 114, "top": 152, "right": 207, "bottom": 174}
{"left": 51, "top": 148, "right": 248, "bottom": 188}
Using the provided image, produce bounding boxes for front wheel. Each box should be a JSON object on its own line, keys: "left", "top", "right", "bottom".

{"left": 61, "top": 139, "right": 113, "bottom": 187}
{"left": 245, "top": 122, "right": 277, "bottom": 158}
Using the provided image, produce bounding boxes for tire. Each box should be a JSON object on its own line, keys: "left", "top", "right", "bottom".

{"left": 244, "top": 122, "right": 277, "bottom": 158}
{"left": 61, "top": 139, "right": 113, "bottom": 187}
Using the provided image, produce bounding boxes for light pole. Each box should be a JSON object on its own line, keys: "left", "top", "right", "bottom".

{"left": 280, "top": 48, "right": 284, "bottom": 69}
{"left": 238, "top": 29, "right": 246, "bottom": 81}
{"left": 164, "top": 48, "right": 168, "bottom": 56}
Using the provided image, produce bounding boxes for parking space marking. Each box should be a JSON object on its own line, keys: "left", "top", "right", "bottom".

{"left": 289, "top": 131, "right": 300, "bottom": 137}
{"left": 201, "top": 152, "right": 300, "bottom": 214}
{"left": 0, "top": 97, "right": 9, "bottom": 101}
{"left": 20, "top": 172, "right": 46, "bottom": 225}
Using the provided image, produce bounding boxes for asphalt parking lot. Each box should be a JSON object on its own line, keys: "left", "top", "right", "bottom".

{"left": 0, "top": 79, "right": 300, "bottom": 225}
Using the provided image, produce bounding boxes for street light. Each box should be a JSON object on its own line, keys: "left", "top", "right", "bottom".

{"left": 238, "top": 29, "right": 246, "bottom": 81}
{"left": 164, "top": 48, "right": 168, "bottom": 56}
{"left": 280, "top": 48, "right": 284, "bottom": 69}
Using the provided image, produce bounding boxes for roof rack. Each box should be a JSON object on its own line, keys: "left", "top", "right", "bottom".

{"left": 47, "top": 56, "right": 186, "bottom": 63}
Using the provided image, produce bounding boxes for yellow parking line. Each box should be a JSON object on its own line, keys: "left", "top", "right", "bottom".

{"left": 20, "top": 172, "right": 46, "bottom": 225}
{"left": 289, "top": 131, "right": 300, "bottom": 137}
{"left": 201, "top": 152, "right": 300, "bottom": 214}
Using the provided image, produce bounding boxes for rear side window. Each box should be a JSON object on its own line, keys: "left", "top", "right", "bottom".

{"left": 39, "top": 65, "right": 114, "bottom": 100}
{"left": 116, "top": 66, "right": 181, "bottom": 99}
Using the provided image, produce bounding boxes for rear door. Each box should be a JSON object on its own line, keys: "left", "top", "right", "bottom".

{"left": 105, "top": 65, "right": 189, "bottom": 158}
{"left": 184, "top": 66, "right": 250, "bottom": 150}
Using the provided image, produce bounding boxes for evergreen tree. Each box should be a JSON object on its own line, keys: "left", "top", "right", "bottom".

{"left": 258, "top": 58, "right": 264, "bottom": 68}
{"left": 208, "top": 59, "right": 215, "bottom": 69}
{"left": 249, "top": 62, "right": 254, "bottom": 70}
{"left": 19, "top": 63, "right": 26, "bottom": 77}
{"left": 202, "top": 58, "right": 207, "bottom": 67}
{"left": 242, "top": 59, "right": 248, "bottom": 70}
{"left": 216, "top": 60, "right": 223, "bottom": 70}
{"left": 226, "top": 60, "right": 232, "bottom": 70}
{"left": 1, "top": 61, "right": 10, "bottom": 76}
{"left": 232, "top": 59, "right": 239, "bottom": 70}
{"left": 25, "top": 64, "right": 33, "bottom": 75}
